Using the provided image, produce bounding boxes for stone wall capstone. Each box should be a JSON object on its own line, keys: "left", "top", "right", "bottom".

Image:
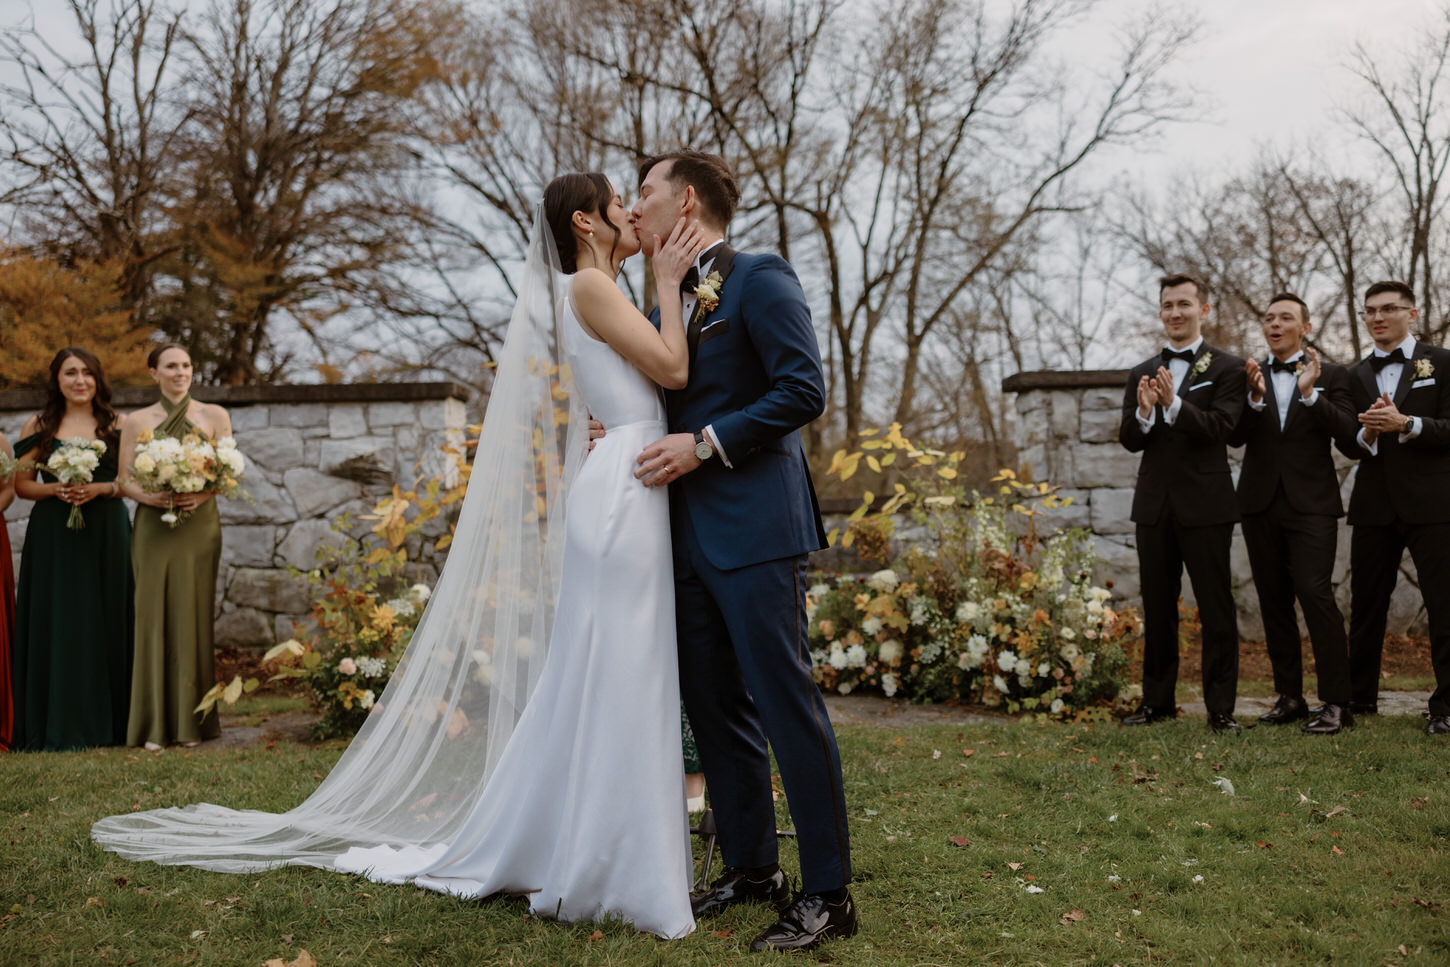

{"left": 1001, "top": 369, "right": 1427, "bottom": 639}
{"left": 2, "top": 382, "right": 470, "bottom": 650}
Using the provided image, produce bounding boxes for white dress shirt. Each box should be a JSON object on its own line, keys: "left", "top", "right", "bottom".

{"left": 1357, "top": 335, "right": 1423, "bottom": 453}
{"left": 1137, "top": 337, "right": 1203, "bottom": 432}
{"left": 1247, "top": 352, "right": 1318, "bottom": 429}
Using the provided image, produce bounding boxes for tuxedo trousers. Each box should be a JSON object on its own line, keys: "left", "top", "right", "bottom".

{"left": 1136, "top": 515, "right": 1238, "bottom": 715}
{"left": 1348, "top": 519, "right": 1450, "bottom": 715}
{"left": 1241, "top": 488, "right": 1350, "bottom": 703}
{"left": 671, "top": 504, "right": 851, "bottom": 894}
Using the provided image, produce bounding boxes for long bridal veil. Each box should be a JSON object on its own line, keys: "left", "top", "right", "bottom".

{"left": 93, "top": 208, "right": 588, "bottom": 872}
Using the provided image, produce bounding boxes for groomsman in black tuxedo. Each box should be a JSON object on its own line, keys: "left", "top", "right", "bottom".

{"left": 1119, "top": 275, "right": 1247, "bottom": 732}
{"left": 1228, "top": 293, "right": 1357, "bottom": 734}
{"left": 1338, "top": 281, "right": 1450, "bottom": 735}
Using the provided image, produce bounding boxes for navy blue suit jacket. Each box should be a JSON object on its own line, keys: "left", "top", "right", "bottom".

{"left": 653, "top": 245, "right": 828, "bottom": 571}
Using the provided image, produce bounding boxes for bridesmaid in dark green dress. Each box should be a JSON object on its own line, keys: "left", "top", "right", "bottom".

{"left": 11, "top": 347, "right": 134, "bottom": 752}
{"left": 118, "top": 344, "right": 230, "bottom": 750}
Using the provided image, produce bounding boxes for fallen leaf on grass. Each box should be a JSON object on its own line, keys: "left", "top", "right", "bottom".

{"left": 962, "top": 749, "right": 975, "bottom": 757}
{"left": 1023, "top": 884, "right": 1045, "bottom": 894}
{"left": 1057, "top": 909, "right": 1085, "bottom": 926}
{"left": 1411, "top": 797, "right": 1428, "bottom": 810}
{"left": 1325, "top": 806, "right": 1347, "bottom": 819}
{"left": 85, "top": 897, "right": 103, "bottom": 908}
{"left": 949, "top": 836, "right": 971, "bottom": 847}
{"left": 190, "top": 930, "right": 206, "bottom": 940}
{"left": 1413, "top": 897, "right": 1443, "bottom": 911}
{"left": 1256, "top": 841, "right": 1273, "bottom": 849}
{"left": 1006, "top": 862, "right": 1023, "bottom": 871}
{"left": 1331, "top": 846, "right": 1344, "bottom": 855}
{"left": 263, "top": 952, "right": 316, "bottom": 967}
{"left": 1211, "top": 778, "right": 1235, "bottom": 796}
{"left": 712, "top": 930, "right": 733, "bottom": 938}
{"left": 980, "top": 872, "right": 994, "bottom": 879}
{"left": 588, "top": 929, "right": 604, "bottom": 941}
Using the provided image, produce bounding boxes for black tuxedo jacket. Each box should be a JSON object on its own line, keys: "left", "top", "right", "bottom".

{"left": 1338, "top": 342, "right": 1450, "bottom": 526}
{"left": 1119, "top": 343, "right": 1247, "bottom": 527}
{"left": 1228, "top": 361, "right": 1355, "bottom": 517}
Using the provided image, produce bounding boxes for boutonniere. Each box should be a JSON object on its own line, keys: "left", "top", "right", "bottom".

{"left": 1415, "top": 357, "right": 1434, "bottom": 379}
{"left": 1192, "top": 352, "right": 1212, "bottom": 377}
{"left": 1294, "top": 359, "right": 1306, "bottom": 376}
{"left": 694, "top": 270, "right": 723, "bottom": 313}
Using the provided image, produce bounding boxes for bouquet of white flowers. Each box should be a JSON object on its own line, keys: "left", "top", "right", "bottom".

{"left": 46, "top": 437, "right": 107, "bottom": 530}
{"left": 131, "top": 430, "right": 247, "bottom": 526}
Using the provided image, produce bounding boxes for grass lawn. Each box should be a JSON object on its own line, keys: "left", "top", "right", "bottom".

{"left": 3, "top": 711, "right": 1449, "bottom": 966}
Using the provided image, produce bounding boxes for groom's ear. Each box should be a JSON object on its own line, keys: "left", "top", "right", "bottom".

{"left": 680, "top": 184, "right": 698, "bottom": 217}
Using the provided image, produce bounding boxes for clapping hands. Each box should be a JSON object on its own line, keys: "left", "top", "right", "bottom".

{"left": 1358, "top": 391, "right": 1407, "bottom": 444}
{"left": 1136, "top": 366, "right": 1176, "bottom": 418}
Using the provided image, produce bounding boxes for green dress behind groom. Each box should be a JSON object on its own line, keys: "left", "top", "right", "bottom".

{"left": 126, "top": 395, "right": 223, "bottom": 748}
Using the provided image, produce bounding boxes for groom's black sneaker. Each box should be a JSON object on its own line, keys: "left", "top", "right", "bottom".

{"left": 749, "top": 888, "right": 858, "bottom": 952}
{"left": 690, "top": 864, "right": 790, "bottom": 919}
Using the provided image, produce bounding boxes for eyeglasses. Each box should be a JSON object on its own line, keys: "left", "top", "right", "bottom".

{"left": 1359, "top": 305, "right": 1413, "bottom": 319}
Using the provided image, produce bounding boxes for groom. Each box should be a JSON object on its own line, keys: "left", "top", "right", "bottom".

{"left": 631, "top": 150, "right": 856, "bottom": 952}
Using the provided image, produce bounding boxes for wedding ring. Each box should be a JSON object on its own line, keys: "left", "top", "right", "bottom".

{"left": 662, "top": 465, "right": 671, "bottom": 474}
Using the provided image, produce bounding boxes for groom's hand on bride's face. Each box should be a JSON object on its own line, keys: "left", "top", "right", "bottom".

{"left": 635, "top": 433, "right": 700, "bottom": 487}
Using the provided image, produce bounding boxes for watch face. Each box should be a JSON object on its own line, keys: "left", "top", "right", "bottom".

{"left": 695, "top": 441, "right": 713, "bottom": 460}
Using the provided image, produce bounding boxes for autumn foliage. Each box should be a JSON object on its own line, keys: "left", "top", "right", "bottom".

{"left": 0, "top": 251, "right": 155, "bottom": 388}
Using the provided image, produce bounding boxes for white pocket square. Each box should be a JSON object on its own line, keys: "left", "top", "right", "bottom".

{"left": 1190, "top": 380, "right": 1213, "bottom": 390}
{"left": 1412, "top": 378, "right": 1435, "bottom": 389}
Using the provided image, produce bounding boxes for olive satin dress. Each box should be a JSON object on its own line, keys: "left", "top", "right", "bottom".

{"left": 126, "top": 396, "right": 223, "bottom": 747}
{"left": 11, "top": 432, "right": 134, "bottom": 751}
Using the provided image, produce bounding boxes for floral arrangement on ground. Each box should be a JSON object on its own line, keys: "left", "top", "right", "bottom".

{"left": 810, "top": 427, "right": 1141, "bottom": 719}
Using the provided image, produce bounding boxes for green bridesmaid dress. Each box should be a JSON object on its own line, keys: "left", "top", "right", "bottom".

{"left": 126, "top": 395, "right": 223, "bottom": 747}
{"left": 11, "top": 432, "right": 134, "bottom": 751}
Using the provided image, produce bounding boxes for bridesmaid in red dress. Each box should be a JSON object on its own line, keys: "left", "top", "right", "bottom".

{"left": 0, "top": 430, "right": 16, "bottom": 751}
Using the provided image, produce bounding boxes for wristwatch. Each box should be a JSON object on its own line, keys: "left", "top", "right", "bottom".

{"left": 693, "top": 430, "right": 715, "bottom": 462}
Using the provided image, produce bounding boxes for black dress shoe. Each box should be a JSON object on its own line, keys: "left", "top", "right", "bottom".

{"left": 1208, "top": 712, "right": 1240, "bottom": 733}
{"left": 1349, "top": 702, "right": 1378, "bottom": 716}
{"left": 749, "top": 890, "right": 858, "bottom": 952}
{"left": 1302, "top": 704, "right": 1353, "bottom": 735}
{"left": 1122, "top": 704, "right": 1177, "bottom": 726}
{"left": 1258, "top": 694, "right": 1309, "bottom": 725}
{"left": 690, "top": 865, "right": 790, "bottom": 919}
{"left": 1426, "top": 714, "right": 1450, "bottom": 736}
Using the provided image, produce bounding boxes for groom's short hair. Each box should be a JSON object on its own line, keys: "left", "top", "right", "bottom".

{"left": 638, "top": 151, "right": 740, "bottom": 227}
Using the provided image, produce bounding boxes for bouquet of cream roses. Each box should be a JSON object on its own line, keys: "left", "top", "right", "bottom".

{"left": 47, "top": 437, "right": 107, "bottom": 530}
{"left": 131, "top": 430, "right": 246, "bottom": 526}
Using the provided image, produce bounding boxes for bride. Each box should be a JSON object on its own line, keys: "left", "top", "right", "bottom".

{"left": 92, "top": 173, "right": 709, "bottom": 940}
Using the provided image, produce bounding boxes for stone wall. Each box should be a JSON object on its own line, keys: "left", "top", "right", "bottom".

{"left": 2, "top": 383, "right": 470, "bottom": 649}
{"left": 1002, "top": 370, "right": 1427, "bottom": 638}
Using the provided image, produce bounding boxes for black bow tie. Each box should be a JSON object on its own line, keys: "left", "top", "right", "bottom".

{"left": 1369, "top": 347, "right": 1406, "bottom": 372}
{"left": 1161, "top": 347, "right": 1195, "bottom": 363}
{"left": 680, "top": 266, "right": 700, "bottom": 297}
{"left": 1268, "top": 357, "right": 1300, "bottom": 374}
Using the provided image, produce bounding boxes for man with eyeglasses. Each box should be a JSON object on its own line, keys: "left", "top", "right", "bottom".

{"left": 1228, "top": 293, "right": 1357, "bottom": 734}
{"left": 1119, "top": 274, "right": 1246, "bottom": 733}
{"left": 1337, "top": 280, "right": 1450, "bottom": 735}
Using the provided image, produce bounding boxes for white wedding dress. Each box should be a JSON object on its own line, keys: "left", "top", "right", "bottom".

{"left": 333, "top": 296, "right": 694, "bottom": 937}
{"left": 92, "top": 273, "right": 695, "bottom": 940}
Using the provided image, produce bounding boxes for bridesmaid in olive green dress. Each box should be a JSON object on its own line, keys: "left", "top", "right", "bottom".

{"left": 118, "top": 345, "right": 231, "bottom": 751}
{"left": 11, "top": 347, "right": 134, "bottom": 751}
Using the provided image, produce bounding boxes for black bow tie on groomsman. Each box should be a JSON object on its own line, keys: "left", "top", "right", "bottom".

{"left": 680, "top": 267, "right": 700, "bottom": 297}
{"left": 1161, "top": 347, "right": 1194, "bottom": 363}
{"left": 1369, "top": 347, "right": 1407, "bottom": 371}
{"left": 1268, "top": 357, "right": 1300, "bottom": 374}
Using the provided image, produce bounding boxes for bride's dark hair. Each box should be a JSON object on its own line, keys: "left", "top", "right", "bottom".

{"left": 543, "top": 173, "right": 622, "bottom": 273}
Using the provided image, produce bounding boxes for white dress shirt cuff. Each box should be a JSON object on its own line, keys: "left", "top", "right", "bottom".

{"left": 1400, "top": 416, "right": 1422, "bottom": 442}
{"left": 1299, "top": 387, "right": 1320, "bottom": 406}
{"left": 1136, "top": 409, "right": 1156, "bottom": 432}
{"left": 1163, "top": 395, "right": 1183, "bottom": 425}
{"left": 1357, "top": 427, "right": 1379, "bottom": 455}
{"left": 703, "top": 424, "right": 731, "bottom": 468}
{"left": 1247, "top": 392, "right": 1267, "bottom": 412}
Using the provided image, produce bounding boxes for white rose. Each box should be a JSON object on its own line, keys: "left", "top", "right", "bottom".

{"left": 867, "top": 569, "right": 899, "bottom": 592}
{"left": 845, "top": 643, "right": 867, "bottom": 668}
{"left": 878, "top": 639, "right": 904, "bottom": 664}
{"left": 997, "top": 649, "right": 1017, "bottom": 670}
